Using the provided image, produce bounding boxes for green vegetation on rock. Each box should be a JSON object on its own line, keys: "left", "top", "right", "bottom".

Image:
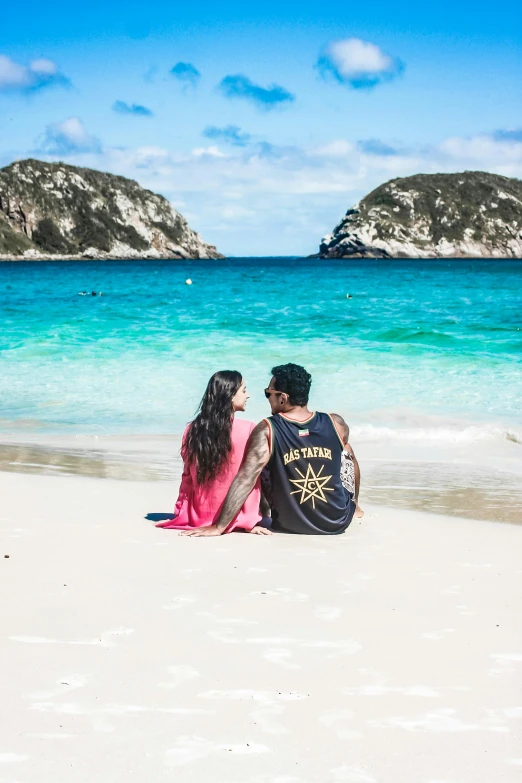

{"left": 32, "top": 218, "right": 73, "bottom": 254}
{"left": 320, "top": 171, "right": 522, "bottom": 258}
{"left": 0, "top": 158, "right": 222, "bottom": 260}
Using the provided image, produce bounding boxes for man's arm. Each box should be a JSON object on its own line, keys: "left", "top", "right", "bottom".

{"left": 330, "top": 413, "right": 362, "bottom": 510}
{"left": 180, "top": 422, "right": 271, "bottom": 537}
{"left": 215, "top": 421, "right": 270, "bottom": 530}
{"left": 343, "top": 441, "right": 361, "bottom": 506}
{"left": 330, "top": 412, "right": 349, "bottom": 445}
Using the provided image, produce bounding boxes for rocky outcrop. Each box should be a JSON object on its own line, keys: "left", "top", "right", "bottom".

{"left": 320, "top": 171, "right": 522, "bottom": 258}
{"left": 0, "top": 159, "right": 222, "bottom": 260}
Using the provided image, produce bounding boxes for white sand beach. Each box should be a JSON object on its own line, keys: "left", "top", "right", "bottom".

{"left": 1, "top": 469, "right": 521, "bottom": 782}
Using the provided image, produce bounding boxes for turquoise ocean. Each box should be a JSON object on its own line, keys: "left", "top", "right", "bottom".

{"left": 1, "top": 258, "right": 521, "bottom": 441}
{"left": 2, "top": 258, "right": 521, "bottom": 521}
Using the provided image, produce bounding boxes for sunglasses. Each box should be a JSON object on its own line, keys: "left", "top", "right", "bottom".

{"left": 264, "top": 388, "right": 285, "bottom": 400}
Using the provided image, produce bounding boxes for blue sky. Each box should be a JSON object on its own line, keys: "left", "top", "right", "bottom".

{"left": 1, "top": 0, "right": 521, "bottom": 255}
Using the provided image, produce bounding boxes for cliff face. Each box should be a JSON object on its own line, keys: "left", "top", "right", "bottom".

{"left": 0, "top": 159, "right": 222, "bottom": 260}
{"left": 320, "top": 171, "right": 522, "bottom": 259}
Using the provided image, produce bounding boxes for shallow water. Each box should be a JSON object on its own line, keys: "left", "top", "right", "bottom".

{"left": 0, "top": 436, "right": 519, "bottom": 524}
{"left": 1, "top": 257, "right": 521, "bottom": 459}
{"left": 1, "top": 257, "right": 521, "bottom": 521}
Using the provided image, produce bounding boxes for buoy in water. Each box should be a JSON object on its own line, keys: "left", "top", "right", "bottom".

{"left": 185, "top": 278, "right": 193, "bottom": 285}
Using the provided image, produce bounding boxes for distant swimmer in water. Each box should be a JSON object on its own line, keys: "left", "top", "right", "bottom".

{"left": 346, "top": 294, "right": 353, "bottom": 299}
{"left": 78, "top": 291, "right": 88, "bottom": 296}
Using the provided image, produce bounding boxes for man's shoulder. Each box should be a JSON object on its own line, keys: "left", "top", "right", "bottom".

{"left": 326, "top": 412, "right": 349, "bottom": 444}
{"left": 247, "top": 419, "right": 271, "bottom": 442}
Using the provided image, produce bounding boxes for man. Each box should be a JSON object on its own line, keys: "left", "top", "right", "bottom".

{"left": 181, "top": 363, "right": 361, "bottom": 536}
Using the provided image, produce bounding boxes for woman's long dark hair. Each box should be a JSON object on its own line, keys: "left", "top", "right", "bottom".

{"left": 183, "top": 370, "right": 243, "bottom": 485}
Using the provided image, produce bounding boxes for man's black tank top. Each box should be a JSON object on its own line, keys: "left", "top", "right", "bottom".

{"left": 265, "top": 411, "right": 355, "bottom": 535}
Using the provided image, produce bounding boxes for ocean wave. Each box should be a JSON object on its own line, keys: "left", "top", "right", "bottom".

{"left": 351, "top": 424, "right": 522, "bottom": 445}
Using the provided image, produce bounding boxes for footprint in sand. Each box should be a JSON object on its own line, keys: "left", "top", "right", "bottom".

{"left": 197, "top": 611, "right": 257, "bottom": 626}
{"left": 0, "top": 752, "right": 28, "bottom": 764}
{"left": 2, "top": 527, "right": 31, "bottom": 538}
{"left": 199, "top": 689, "right": 309, "bottom": 704}
{"left": 159, "top": 665, "right": 200, "bottom": 689}
{"left": 320, "top": 710, "right": 360, "bottom": 740}
{"left": 162, "top": 595, "right": 197, "bottom": 610}
{"left": 248, "top": 587, "right": 309, "bottom": 602}
{"left": 250, "top": 706, "right": 288, "bottom": 734}
{"left": 370, "top": 708, "right": 479, "bottom": 733}
{"left": 264, "top": 648, "right": 300, "bottom": 670}
{"left": 26, "top": 674, "right": 88, "bottom": 700}
{"left": 164, "top": 736, "right": 268, "bottom": 766}
{"left": 439, "top": 584, "right": 461, "bottom": 595}
{"left": 315, "top": 606, "right": 342, "bottom": 621}
{"left": 30, "top": 701, "right": 211, "bottom": 736}
{"left": 10, "top": 627, "right": 134, "bottom": 647}
{"left": 303, "top": 640, "right": 361, "bottom": 658}
{"left": 489, "top": 653, "right": 522, "bottom": 677}
{"left": 421, "top": 628, "right": 456, "bottom": 641}
{"left": 338, "top": 574, "right": 375, "bottom": 595}
{"left": 200, "top": 689, "right": 274, "bottom": 703}
{"left": 492, "top": 653, "right": 522, "bottom": 663}
{"left": 330, "top": 765, "right": 376, "bottom": 783}
{"left": 453, "top": 604, "right": 479, "bottom": 616}
{"left": 343, "top": 683, "right": 441, "bottom": 698}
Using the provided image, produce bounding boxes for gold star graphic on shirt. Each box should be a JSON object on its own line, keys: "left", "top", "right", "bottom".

{"left": 289, "top": 463, "right": 334, "bottom": 508}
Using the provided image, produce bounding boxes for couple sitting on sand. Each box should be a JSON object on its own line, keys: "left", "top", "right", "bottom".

{"left": 157, "top": 363, "right": 362, "bottom": 537}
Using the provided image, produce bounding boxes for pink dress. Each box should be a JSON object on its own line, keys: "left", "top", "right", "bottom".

{"left": 156, "top": 417, "right": 261, "bottom": 532}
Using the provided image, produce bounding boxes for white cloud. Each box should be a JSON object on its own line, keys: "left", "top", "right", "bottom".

{"left": 312, "top": 140, "right": 355, "bottom": 158}
{"left": 0, "top": 54, "right": 69, "bottom": 91}
{"left": 317, "top": 38, "right": 403, "bottom": 89}
{"left": 327, "top": 39, "right": 392, "bottom": 76}
{"left": 191, "top": 146, "right": 226, "bottom": 158}
{"left": 439, "top": 134, "right": 522, "bottom": 172}
{"left": 35, "top": 117, "right": 101, "bottom": 155}
{"left": 26, "top": 127, "right": 522, "bottom": 255}
{"left": 0, "top": 55, "right": 28, "bottom": 88}
{"left": 29, "top": 58, "right": 59, "bottom": 75}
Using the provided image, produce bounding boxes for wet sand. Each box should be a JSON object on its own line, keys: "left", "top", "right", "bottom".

{"left": 0, "top": 434, "right": 521, "bottom": 524}
{"left": 1, "top": 470, "right": 521, "bottom": 782}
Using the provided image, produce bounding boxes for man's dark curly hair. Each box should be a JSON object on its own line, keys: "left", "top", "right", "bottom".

{"left": 271, "top": 363, "right": 312, "bottom": 405}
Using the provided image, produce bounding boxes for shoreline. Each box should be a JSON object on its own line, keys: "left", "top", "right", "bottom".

{"left": 0, "top": 433, "right": 520, "bottom": 525}
{"left": 1, "top": 469, "right": 521, "bottom": 781}
{"left": 2, "top": 255, "right": 522, "bottom": 262}
{"left": 0, "top": 255, "right": 226, "bottom": 262}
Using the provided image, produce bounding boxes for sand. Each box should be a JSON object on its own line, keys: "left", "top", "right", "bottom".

{"left": 1, "top": 433, "right": 521, "bottom": 524}
{"left": 1, "top": 469, "right": 521, "bottom": 782}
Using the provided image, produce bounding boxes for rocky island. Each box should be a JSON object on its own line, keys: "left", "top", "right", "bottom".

{"left": 320, "top": 171, "right": 522, "bottom": 258}
{"left": 0, "top": 159, "right": 222, "bottom": 260}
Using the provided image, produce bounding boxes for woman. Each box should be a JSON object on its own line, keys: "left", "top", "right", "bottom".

{"left": 157, "top": 371, "right": 262, "bottom": 533}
